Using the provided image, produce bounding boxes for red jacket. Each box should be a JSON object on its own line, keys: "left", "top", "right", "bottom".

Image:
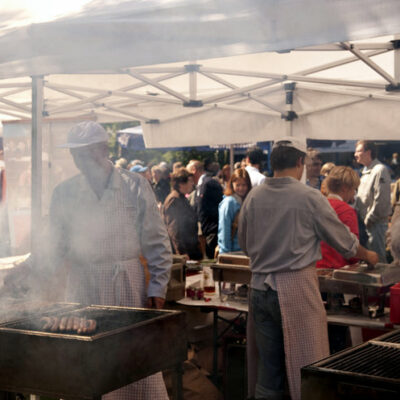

{"left": 316, "top": 198, "right": 359, "bottom": 269}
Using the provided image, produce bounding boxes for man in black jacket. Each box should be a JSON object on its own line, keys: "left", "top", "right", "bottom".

{"left": 187, "top": 160, "right": 223, "bottom": 259}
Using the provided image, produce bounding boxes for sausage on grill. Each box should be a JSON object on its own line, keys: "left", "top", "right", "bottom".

{"left": 73, "top": 317, "right": 80, "bottom": 331}
{"left": 50, "top": 317, "right": 60, "bottom": 332}
{"left": 66, "top": 316, "right": 74, "bottom": 331}
{"left": 41, "top": 316, "right": 53, "bottom": 331}
{"left": 59, "top": 316, "right": 68, "bottom": 331}
{"left": 77, "top": 318, "right": 86, "bottom": 334}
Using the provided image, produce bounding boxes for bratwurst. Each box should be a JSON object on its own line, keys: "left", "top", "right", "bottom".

{"left": 40, "top": 316, "right": 97, "bottom": 334}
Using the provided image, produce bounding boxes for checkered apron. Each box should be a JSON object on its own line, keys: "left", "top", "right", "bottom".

{"left": 275, "top": 265, "right": 329, "bottom": 400}
{"left": 64, "top": 174, "right": 168, "bottom": 400}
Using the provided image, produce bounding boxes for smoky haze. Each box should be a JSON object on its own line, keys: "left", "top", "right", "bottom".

{"left": 0, "top": 120, "right": 102, "bottom": 322}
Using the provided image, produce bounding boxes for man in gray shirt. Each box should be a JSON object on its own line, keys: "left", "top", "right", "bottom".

{"left": 354, "top": 140, "right": 391, "bottom": 262}
{"left": 238, "top": 137, "right": 378, "bottom": 400}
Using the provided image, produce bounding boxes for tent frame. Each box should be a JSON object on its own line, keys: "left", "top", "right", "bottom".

{"left": 4, "top": 38, "right": 396, "bottom": 238}
{"left": 4, "top": 40, "right": 392, "bottom": 129}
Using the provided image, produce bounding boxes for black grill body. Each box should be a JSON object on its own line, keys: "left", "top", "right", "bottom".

{"left": 301, "top": 330, "right": 400, "bottom": 400}
{"left": 0, "top": 304, "right": 187, "bottom": 399}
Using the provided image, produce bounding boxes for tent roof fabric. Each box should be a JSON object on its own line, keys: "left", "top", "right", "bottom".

{"left": 1, "top": 0, "right": 400, "bottom": 78}
{"left": 1, "top": 0, "right": 400, "bottom": 146}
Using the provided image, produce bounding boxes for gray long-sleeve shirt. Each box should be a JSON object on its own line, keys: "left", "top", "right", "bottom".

{"left": 238, "top": 177, "right": 359, "bottom": 290}
{"left": 355, "top": 159, "right": 391, "bottom": 226}
{"left": 49, "top": 167, "right": 172, "bottom": 298}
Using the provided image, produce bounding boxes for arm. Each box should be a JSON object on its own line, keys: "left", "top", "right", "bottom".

{"left": 218, "top": 197, "right": 236, "bottom": 253}
{"left": 314, "top": 196, "right": 378, "bottom": 265}
{"left": 137, "top": 179, "right": 172, "bottom": 301}
{"left": 340, "top": 207, "right": 360, "bottom": 264}
{"left": 340, "top": 207, "right": 359, "bottom": 238}
{"left": 354, "top": 244, "right": 379, "bottom": 265}
{"left": 314, "top": 196, "right": 359, "bottom": 260}
{"left": 163, "top": 198, "right": 182, "bottom": 254}
{"left": 237, "top": 197, "right": 249, "bottom": 255}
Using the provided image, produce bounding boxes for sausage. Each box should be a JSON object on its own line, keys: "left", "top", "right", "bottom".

{"left": 41, "top": 316, "right": 52, "bottom": 331}
{"left": 86, "top": 319, "right": 97, "bottom": 334}
{"left": 59, "top": 316, "right": 68, "bottom": 331}
{"left": 84, "top": 319, "right": 90, "bottom": 334}
{"left": 77, "top": 318, "right": 86, "bottom": 335}
{"left": 66, "top": 316, "right": 74, "bottom": 331}
{"left": 50, "top": 317, "right": 60, "bottom": 332}
{"left": 73, "top": 317, "right": 80, "bottom": 332}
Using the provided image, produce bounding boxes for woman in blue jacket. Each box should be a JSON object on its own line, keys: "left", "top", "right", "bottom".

{"left": 218, "top": 168, "right": 252, "bottom": 254}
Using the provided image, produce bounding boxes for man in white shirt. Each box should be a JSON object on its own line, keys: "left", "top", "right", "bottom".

{"left": 354, "top": 140, "right": 391, "bottom": 262}
{"left": 245, "top": 146, "right": 266, "bottom": 187}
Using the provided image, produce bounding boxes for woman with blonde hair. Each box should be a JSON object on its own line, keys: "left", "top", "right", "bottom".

{"left": 316, "top": 166, "right": 360, "bottom": 269}
{"left": 217, "top": 168, "right": 251, "bottom": 254}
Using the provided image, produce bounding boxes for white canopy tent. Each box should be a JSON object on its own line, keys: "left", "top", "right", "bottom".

{"left": 1, "top": 0, "right": 400, "bottom": 252}
{"left": 1, "top": 0, "right": 400, "bottom": 142}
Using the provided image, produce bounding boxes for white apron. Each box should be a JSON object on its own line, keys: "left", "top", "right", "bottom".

{"left": 247, "top": 266, "right": 329, "bottom": 400}
{"left": 63, "top": 173, "right": 168, "bottom": 400}
{"left": 275, "top": 265, "right": 329, "bottom": 400}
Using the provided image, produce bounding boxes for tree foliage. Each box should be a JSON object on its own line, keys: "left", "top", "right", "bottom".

{"left": 103, "top": 121, "right": 229, "bottom": 167}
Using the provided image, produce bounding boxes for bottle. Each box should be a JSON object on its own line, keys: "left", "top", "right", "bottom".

{"left": 203, "top": 266, "right": 215, "bottom": 295}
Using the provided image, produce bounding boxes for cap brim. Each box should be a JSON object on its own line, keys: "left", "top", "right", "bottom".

{"left": 57, "top": 140, "right": 107, "bottom": 149}
{"left": 57, "top": 142, "right": 91, "bottom": 149}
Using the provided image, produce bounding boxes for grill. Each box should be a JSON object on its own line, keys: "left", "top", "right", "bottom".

{"left": 318, "top": 262, "right": 400, "bottom": 317}
{"left": 321, "top": 343, "right": 400, "bottom": 378}
{"left": 0, "top": 303, "right": 187, "bottom": 399}
{"left": 302, "top": 329, "right": 400, "bottom": 399}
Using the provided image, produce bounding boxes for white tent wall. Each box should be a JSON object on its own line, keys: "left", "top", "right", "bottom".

{"left": 140, "top": 86, "right": 288, "bottom": 147}
{"left": 142, "top": 105, "right": 287, "bottom": 147}
{"left": 293, "top": 86, "right": 400, "bottom": 140}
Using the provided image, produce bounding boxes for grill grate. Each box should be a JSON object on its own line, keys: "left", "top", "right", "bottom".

{"left": 377, "top": 331, "right": 400, "bottom": 344}
{"left": 1, "top": 307, "right": 165, "bottom": 335}
{"left": 322, "top": 343, "right": 400, "bottom": 379}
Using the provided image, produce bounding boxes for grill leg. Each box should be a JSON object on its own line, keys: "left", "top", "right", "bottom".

{"left": 171, "top": 363, "right": 183, "bottom": 400}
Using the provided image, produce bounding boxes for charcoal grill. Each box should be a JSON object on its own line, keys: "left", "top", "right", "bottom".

{"left": 302, "top": 329, "right": 400, "bottom": 399}
{"left": 0, "top": 303, "right": 187, "bottom": 399}
{"left": 211, "top": 252, "right": 251, "bottom": 287}
{"left": 318, "top": 262, "right": 400, "bottom": 317}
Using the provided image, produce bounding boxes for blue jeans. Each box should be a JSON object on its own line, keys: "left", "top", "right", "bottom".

{"left": 251, "top": 288, "right": 285, "bottom": 400}
{"left": 366, "top": 222, "right": 388, "bottom": 263}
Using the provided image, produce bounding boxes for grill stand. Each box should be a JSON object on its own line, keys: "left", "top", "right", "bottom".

{"left": 0, "top": 362, "right": 184, "bottom": 400}
{"left": 0, "top": 305, "right": 186, "bottom": 400}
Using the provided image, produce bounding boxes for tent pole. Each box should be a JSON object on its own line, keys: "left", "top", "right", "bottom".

{"left": 395, "top": 35, "right": 400, "bottom": 82}
{"left": 189, "top": 62, "right": 197, "bottom": 101}
{"left": 31, "top": 76, "right": 43, "bottom": 262}
{"left": 230, "top": 144, "right": 234, "bottom": 172}
{"left": 284, "top": 83, "right": 295, "bottom": 136}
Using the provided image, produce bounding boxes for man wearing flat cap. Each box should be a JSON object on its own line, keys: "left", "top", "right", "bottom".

{"left": 49, "top": 121, "right": 172, "bottom": 399}
{"left": 238, "top": 137, "right": 378, "bottom": 400}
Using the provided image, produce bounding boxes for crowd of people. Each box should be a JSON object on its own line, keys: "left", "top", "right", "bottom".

{"left": 113, "top": 138, "right": 400, "bottom": 400}
{"left": 113, "top": 147, "right": 266, "bottom": 261}
{"left": 114, "top": 140, "right": 398, "bottom": 269}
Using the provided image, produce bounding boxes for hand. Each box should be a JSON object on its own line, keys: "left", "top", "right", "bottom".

{"left": 366, "top": 250, "right": 379, "bottom": 266}
{"left": 181, "top": 254, "right": 190, "bottom": 262}
{"left": 146, "top": 296, "right": 165, "bottom": 309}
